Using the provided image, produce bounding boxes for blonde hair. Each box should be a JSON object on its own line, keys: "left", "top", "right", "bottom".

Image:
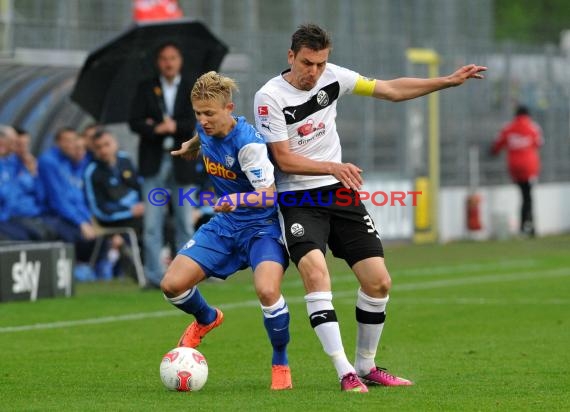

{"left": 191, "top": 71, "right": 238, "bottom": 105}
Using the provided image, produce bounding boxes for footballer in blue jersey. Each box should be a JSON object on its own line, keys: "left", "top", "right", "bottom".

{"left": 161, "top": 72, "right": 292, "bottom": 390}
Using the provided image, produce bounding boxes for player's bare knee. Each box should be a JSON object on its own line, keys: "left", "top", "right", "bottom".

{"left": 378, "top": 275, "right": 392, "bottom": 295}
{"left": 361, "top": 272, "right": 392, "bottom": 296}
{"left": 160, "top": 277, "right": 172, "bottom": 296}
{"left": 255, "top": 285, "right": 280, "bottom": 305}
{"left": 302, "top": 269, "right": 329, "bottom": 291}
{"left": 160, "top": 271, "right": 178, "bottom": 296}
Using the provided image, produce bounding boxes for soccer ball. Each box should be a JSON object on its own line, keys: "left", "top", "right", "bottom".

{"left": 160, "top": 347, "right": 208, "bottom": 392}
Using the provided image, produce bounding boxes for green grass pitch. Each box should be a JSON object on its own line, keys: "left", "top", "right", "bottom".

{"left": 1, "top": 235, "right": 569, "bottom": 411}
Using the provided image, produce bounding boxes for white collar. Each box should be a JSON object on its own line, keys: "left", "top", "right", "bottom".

{"left": 160, "top": 74, "right": 181, "bottom": 87}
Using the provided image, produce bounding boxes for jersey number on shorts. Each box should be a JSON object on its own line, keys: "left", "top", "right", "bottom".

{"left": 363, "top": 215, "right": 381, "bottom": 239}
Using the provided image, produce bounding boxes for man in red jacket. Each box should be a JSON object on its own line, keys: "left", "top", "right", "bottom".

{"left": 492, "top": 105, "right": 543, "bottom": 236}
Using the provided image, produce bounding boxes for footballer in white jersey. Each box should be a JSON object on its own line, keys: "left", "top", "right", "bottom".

{"left": 252, "top": 23, "right": 485, "bottom": 392}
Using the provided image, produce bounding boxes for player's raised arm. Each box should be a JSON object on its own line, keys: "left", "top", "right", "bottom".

{"left": 371, "top": 64, "right": 487, "bottom": 102}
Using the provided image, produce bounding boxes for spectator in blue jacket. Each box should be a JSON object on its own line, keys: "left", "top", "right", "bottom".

{"left": 38, "top": 127, "right": 96, "bottom": 263}
{"left": 5, "top": 126, "right": 59, "bottom": 240}
{"left": 0, "top": 125, "right": 29, "bottom": 241}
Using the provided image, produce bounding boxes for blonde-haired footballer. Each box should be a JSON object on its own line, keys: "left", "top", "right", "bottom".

{"left": 254, "top": 23, "right": 486, "bottom": 392}
{"left": 163, "top": 71, "right": 292, "bottom": 390}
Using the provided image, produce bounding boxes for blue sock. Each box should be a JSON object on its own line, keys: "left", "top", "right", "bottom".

{"left": 261, "top": 295, "right": 290, "bottom": 366}
{"left": 166, "top": 287, "right": 217, "bottom": 325}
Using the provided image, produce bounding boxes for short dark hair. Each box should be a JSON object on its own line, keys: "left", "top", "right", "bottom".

{"left": 55, "top": 127, "right": 76, "bottom": 141}
{"left": 290, "top": 23, "right": 332, "bottom": 55}
{"left": 92, "top": 128, "right": 112, "bottom": 141}
{"left": 13, "top": 125, "right": 27, "bottom": 135}
{"left": 155, "top": 41, "right": 183, "bottom": 60}
{"left": 515, "top": 105, "right": 529, "bottom": 116}
{"left": 81, "top": 122, "right": 99, "bottom": 135}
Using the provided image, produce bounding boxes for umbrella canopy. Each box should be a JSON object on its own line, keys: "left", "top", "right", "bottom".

{"left": 70, "top": 19, "right": 228, "bottom": 124}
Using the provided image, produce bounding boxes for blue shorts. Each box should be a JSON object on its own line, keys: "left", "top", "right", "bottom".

{"left": 178, "top": 215, "right": 288, "bottom": 279}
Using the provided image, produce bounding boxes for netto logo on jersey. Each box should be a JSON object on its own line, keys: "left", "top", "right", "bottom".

{"left": 203, "top": 156, "right": 237, "bottom": 180}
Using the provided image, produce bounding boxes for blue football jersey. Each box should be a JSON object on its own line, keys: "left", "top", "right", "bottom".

{"left": 198, "top": 116, "right": 277, "bottom": 223}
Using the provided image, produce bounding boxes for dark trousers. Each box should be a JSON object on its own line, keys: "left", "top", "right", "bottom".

{"left": 43, "top": 215, "right": 95, "bottom": 262}
{"left": 516, "top": 181, "right": 534, "bottom": 235}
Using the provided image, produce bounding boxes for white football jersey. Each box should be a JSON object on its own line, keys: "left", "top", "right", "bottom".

{"left": 254, "top": 63, "right": 360, "bottom": 191}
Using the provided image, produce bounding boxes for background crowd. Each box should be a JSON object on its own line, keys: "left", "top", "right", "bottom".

{"left": 0, "top": 122, "right": 207, "bottom": 283}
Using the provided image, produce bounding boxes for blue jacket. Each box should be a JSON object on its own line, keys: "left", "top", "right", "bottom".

{"left": 0, "top": 154, "right": 17, "bottom": 221}
{"left": 38, "top": 147, "right": 92, "bottom": 226}
{"left": 8, "top": 157, "right": 45, "bottom": 218}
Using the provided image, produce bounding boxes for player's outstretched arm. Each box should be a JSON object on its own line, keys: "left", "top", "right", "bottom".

{"left": 372, "top": 64, "right": 487, "bottom": 102}
{"left": 171, "top": 133, "right": 200, "bottom": 160}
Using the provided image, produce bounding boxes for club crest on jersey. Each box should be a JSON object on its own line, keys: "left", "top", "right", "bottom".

{"left": 225, "top": 155, "right": 235, "bottom": 168}
{"left": 316, "top": 90, "right": 329, "bottom": 106}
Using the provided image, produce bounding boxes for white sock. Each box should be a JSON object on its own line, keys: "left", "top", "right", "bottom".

{"left": 260, "top": 295, "right": 287, "bottom": 316}
{"left": 305, "top": 291, "right": 354, "bottom": 378}
{"left": 354, "top": 289, "right": 389, "bottom": 376}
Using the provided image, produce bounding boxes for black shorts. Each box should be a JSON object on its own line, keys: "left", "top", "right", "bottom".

{"left": 278, "top": 183, "right": 384, "bottom": 267}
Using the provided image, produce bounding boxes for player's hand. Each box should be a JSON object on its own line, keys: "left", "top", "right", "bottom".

{"left": 332, "top": 162, "right": 363, "bottom": 190}
{"left": 447, "top": 64, "right": 487, "bottom": 86}
{"left": 171, "top": 139, "right": 201, "bottom": 160}
{"left": 214, "top": 195, "right": 237, "bottom": 213}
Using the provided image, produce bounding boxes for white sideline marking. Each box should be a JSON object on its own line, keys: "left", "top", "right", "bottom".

{"left": 1, "top": 267, "right": 568, "bottom": 334}
{"left": 337, "top": 297, "right": 570, "bottom": 305}
{"left": 0, "top": 299, "right": 261, "bottom": 334}
{"left": 394, "top": 259, "right": 540, "bottom": 277}
{"left": 281, "top": 258, "right": 540, "bottom": 287}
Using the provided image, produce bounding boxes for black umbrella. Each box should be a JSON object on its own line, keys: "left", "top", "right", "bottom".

{"left": 70, "top": 19, "right": 228, "bottom": 124}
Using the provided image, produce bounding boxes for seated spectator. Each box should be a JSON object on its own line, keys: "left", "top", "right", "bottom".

{"left": 0, "top": 125, "right": 28, "bottom": 241}
{"left": 5, "top": 126, "right": 59, "bottom": 241}
{"left": 80, "top": 122, "right": 99, "bottom": 161}
{"left": 38, "top": 127, "right": 97, "bottom": 280}
{"left": 12, "top": 126, "right": 36, "bottom": 175}
{"left": 84, "top": 129, "right": 144, "bottom": 279}
{"left": 84, "top": 129, "right": 144, "bottom": 228}
{"left": 73, "top": 131, "right": 92, "bottom": 176}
